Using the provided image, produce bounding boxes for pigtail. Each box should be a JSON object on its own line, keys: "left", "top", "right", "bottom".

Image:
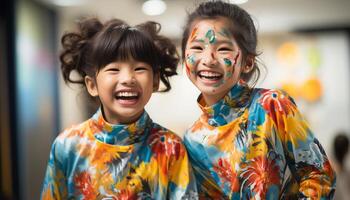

{"left": 137, "top": 21, "right": 179, "bottom": 92}
{"left": 60, "top": 18, "right": 103, "bottom": 85}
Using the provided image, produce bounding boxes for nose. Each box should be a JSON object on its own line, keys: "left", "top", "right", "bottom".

{"left": 202, "top": 49, "right": 218, "bottom": 67}
{"left": 120, "top": 70, "right": 136, "bottom": 86}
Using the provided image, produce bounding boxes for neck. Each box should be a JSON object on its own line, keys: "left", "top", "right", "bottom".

{"left": 202, "top": 93, "right": 226, "bottom": 106}
{"left": 102, "top": 108, "right": 144, "bottom": 125}
{"left": 202, "top": 87, "right": 232, "bottom": 106}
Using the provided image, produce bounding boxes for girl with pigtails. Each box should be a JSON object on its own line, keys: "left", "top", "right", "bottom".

{"left": 41, "top": 18, "right": 197, "bottom": 199}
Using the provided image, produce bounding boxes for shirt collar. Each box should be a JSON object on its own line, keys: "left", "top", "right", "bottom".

{"left": 90, "top": 108, "right": 152, "bottom": 145}
{"left": 197, "top": 83, "right": 252, "bottom": 126}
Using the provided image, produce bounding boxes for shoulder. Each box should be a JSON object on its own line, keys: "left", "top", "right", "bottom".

{"left": 147, "top": 123, "right": 187, "bottom": 157}
{"left": 54, "top": 119, "right": 92, "bottom": 147}
{"left": 251, "top": 88, "right": 293, "bottom": 102}
{"left": 250, "top": 88, "right": 298, "bottom": 114}
{"left": 148, "top": 123, "right": 184, "bottom": 143}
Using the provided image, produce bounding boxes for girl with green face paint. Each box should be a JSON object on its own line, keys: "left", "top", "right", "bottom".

{"left": 184, "top": 17, "right": 242, "bottom": 105}
{"left": 181, "top": 1, "right": 335, "bottom": 199}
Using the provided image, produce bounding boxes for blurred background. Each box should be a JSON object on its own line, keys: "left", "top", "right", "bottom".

{"left": 1, "top": 0, "right": 350, "bottom": 199}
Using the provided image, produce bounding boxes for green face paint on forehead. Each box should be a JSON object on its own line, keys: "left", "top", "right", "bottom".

{"left": 218, "top": 28, "right": 231, "bottom": 38}
{"left": 205, "top": 29, "right": 216, "bottom": 44}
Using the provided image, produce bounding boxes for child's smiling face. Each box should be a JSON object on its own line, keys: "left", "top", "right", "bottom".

{"left": 185, "top": 17, "right": 247, "bottom": 105}
{"left": 85, "top": 60, "right": 158, "bottom": 124}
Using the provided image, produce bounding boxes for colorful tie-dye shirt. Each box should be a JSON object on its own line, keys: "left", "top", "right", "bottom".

{"left": 184, "top": 84, "right": 336, "bottom": 199}
{"left": 41, "top": 109, "right": 197, "bottom": 200}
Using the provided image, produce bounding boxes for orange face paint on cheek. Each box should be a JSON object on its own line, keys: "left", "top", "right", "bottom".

{"left": 185, "top": 62, "right": 191, "bottom": 76}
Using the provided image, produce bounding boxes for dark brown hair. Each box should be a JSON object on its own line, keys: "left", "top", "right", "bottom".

{"left": 181, "top": 0, "right": 261, "bottom": 86}
{"left": 60, "top": 17, "right": 178, "bottom": 92}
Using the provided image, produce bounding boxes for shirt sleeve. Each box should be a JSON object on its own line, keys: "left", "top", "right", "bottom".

{"left": 167, "top": 138, "right": 198, "bottom": 200}
{"left": 41, "top": 138, "right": 68, "bottom": 200}
{"left": 263, "top": 89, "right": 336, "bottom": 199}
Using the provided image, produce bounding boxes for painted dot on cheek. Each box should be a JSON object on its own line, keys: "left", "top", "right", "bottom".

{"left": 188, "top": 55, "right": 195, "bottom": 65}
{"left": 224, "top": 58, "right": 232, "bottom": 67}
{"left": 186, "top": 55, "right": 197, "bottom": 75}
{"left": 213, "top": 79, "right": 224, "bottom": 88}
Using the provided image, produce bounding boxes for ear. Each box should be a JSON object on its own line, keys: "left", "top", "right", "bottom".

{"left": 242, "top": 57, "right": 254, "bottom": 74}
{"left": 85, "top": 76, "right": 99, "bottom": 97}
{"left": 153, "top": 73, "right": 160, "bottom": 92}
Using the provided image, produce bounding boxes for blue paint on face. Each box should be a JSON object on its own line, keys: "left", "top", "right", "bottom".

{"left": 205, "top": 29, "right": 216, "bottom": 44}
{"left": 224, "top": 58, "right": 232, "bottom": 67}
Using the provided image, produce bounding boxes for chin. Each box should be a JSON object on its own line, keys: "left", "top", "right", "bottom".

{"left": 120, "top": 109, "right": 143, "bottom": 117}
{"left": 198, "top": 85, "right": 222, "bottom": 94}
{"left": 112, "top": 105, "right": 142, "bottom": 119}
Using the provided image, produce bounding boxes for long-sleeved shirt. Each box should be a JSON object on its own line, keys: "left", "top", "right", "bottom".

{"left": 184, "top": 83, "right": 336, "bottom": 199}
{"left": 41, "top": 109, "right": 197, "bottom": 200}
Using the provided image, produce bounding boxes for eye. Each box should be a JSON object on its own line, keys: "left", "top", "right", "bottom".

{"left": 135, "top": 66, "right": 149, "bottom": 71}
{"left": 190, "top": 45, "right": 203, "bottom": 51}
{"left": 106, "top": 68, "right": 119, "bottom": 72}
{"left": 218, "top": 47, "right": 233, "bottom": 52}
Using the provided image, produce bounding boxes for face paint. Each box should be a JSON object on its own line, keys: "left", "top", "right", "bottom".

{"left": 233, "top": 52, "right": 240, "bottom": 66}
{"left": 218, "top": 28, "right": 231, "bottom": 38}
{"left": 186, "top": 54, "right": 197, "bottom": 75}
{"left": 205, "top": 29, "right": 216, "bottom": 44}
{"left": 184, "top": 18, "right": 244, "bottom": 106}
{"left": 223, "top": 58, "right": 232, "bottom": 67}
{"left": 213, "top": 79, "right": 225, "bottom": 88}
{"left": 226, "top": 71, "right": 232, "bottom": 78}
{"left": 184, "top": 62, "right": 191, "bottom": 76}
{"left": 211, "top": 53, "right": 216, "bottom": 60}
{"left": 187, "top": 54, "right": 196, "bottom": 65}
{"left": 189, "top": 27, "right": 198, "bottom": 42}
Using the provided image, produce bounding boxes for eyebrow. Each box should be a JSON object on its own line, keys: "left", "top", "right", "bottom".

{"left": 216, "top": 40, "right": 234, "bottom": 46}
{"left": 191, "top": 39, "right": 206, "bottom": 43}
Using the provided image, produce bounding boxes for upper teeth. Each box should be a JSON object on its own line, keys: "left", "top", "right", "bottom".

{"left": 117, "top": 92, "right": 138, "bottom": 97}
{"left": 199, "top": 71, "right": 221, "bottom": 77}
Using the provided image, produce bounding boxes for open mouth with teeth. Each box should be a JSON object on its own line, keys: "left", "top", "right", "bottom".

{"left": 197, "top": 70, "right": 223, "bottom": 80}
{"left": 115, "top": 91, "right": 140, "bottom": 100}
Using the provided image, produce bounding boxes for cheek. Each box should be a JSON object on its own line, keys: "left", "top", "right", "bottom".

{"left": 233, "top": 52, "right": 240, "bottom": 67}
{"left": 219, "top": 56, "right": 234, "bottom": 80}
{"left": 222, "top": 52, "right": 240, "bottom": 68}
{"left": 140, "top": 75, "right": 155, "bottom": 94}
{"left": 144, "top": 74, "right": 155, "bottom": 86}
{"left": 97, "top": 76, "right": 113, "bottom": 88}
{"left": 223, "top": 58, "right": 233, "bottom": 68}
{"left": 185, "top": 53, "right": 198, "bottom": 75}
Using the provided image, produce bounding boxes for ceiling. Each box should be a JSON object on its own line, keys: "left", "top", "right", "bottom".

{"left": 39, "top": 0, "right": 350, "bottom": 38}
